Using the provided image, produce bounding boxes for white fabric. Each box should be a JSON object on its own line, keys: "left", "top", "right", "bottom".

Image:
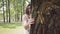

{"left": 22, "top": 14, "right": 30, "bottom": 34}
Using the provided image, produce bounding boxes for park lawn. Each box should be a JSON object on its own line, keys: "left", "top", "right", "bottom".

{"left": 0, "top": 23, "right": 24, "bottom": 34}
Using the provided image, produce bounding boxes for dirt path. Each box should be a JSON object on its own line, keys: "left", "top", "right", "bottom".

{"left": 0, "top": 26, "right": 24, "bottom": 34}
{"left": 7, "top": 27, "right": 24, "bottom": 34}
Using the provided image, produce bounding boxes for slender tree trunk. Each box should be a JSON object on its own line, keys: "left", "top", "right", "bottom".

{"left": 8, "top": 0, "right": 10, "bottom": 23}
{"left": 21, "top": 0, "right": 25, "bottom": 21}
{"left": 21, "top": 6, "right": 22, "bottom": 21}
{"left": 6, "top": 0, "right": 10, "bottom": 23}
{"left": 6, "top": 0, "right": 9, "bottom": 22}
{"left": 13, "top": 0, "right": 16, "bottom": 22}
{"left": 2, "top": 0, "right": 5, "bottom": 22}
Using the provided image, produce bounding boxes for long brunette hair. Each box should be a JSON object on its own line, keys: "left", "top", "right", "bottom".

{"left": 26, "top": 4, "right": 31, "bottom": 15}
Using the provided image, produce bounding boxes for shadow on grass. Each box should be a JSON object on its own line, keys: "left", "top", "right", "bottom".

{"left": 0, "top": 22, "right": 22, "bottom": 29}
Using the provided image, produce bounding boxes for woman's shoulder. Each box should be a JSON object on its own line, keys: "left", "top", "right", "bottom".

{"left": 22, "top": 14, "right": 28, "bottom": 18}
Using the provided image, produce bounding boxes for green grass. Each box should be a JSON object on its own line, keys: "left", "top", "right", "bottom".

{"left": 0, "top": 22, "right": 22, "bottom": 29}
{"left": 0, "top": 22, "right": 23, "bottom": 34}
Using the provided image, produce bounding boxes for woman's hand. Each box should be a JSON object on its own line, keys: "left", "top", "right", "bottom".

{"left": 28, "top": 18, "right": 35, "bottom": 24}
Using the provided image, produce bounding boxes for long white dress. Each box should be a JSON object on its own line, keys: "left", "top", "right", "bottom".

{"left": 22, "top": 14, "right": 30, "bottom": 34}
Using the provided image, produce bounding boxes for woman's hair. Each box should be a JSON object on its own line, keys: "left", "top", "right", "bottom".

{"left": 26, "top": 4, "right": 31, "bottom": 15}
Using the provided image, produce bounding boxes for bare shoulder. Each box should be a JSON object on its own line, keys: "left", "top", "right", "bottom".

{"left": 23, "top": 14, "right": 27, "bottom": 17}
{"left": 22, "top": 14, "right": 28, "bottom": 18}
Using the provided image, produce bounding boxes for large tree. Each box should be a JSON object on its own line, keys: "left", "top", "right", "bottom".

{"left": 30, "top": 0, "right": 60, "bottom": 34}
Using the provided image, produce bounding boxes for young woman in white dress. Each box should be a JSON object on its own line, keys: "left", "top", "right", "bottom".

{"left": 22, "top": 4, "right": 34, "bottom": 34}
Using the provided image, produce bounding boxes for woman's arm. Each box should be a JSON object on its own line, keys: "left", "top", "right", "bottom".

{"left": 23, "top": 22, "right": 29, "bottom": 29}
{"left": 22, "top": 15, "right": 35, "bottom": 29}
{"left": 22, "top": 15, "right": 30, "bottom": 30}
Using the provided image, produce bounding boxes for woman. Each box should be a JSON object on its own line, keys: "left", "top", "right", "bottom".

{"left": 22, "top": 4, "right": 34, "bottom": 34}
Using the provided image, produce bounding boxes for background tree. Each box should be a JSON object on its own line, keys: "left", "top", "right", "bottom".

{"left": 2, "top": 0, "right": 5, "bottom": 22}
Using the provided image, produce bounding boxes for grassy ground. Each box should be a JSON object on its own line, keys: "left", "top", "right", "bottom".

{"left": 0, "top": 23, "right": 24, "bottom": 34}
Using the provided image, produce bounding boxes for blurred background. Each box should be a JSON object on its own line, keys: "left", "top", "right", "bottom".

{"left": 0, "top": 0, "right": 30, "bottom": 23}
{"left": 0, "top": 0, "right": 30, "bottom": 34}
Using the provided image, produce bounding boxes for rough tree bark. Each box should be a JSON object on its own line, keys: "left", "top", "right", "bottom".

{"left": 30, "top": 0, "right": 60, "bottom": 34}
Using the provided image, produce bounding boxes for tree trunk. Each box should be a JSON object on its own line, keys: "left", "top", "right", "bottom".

{"left": 6, "top": 0, "right": 9, "bottom": 22}
{"left": 6, "top": 0, "right": 10, "bottom": 23}
{"left": 30, "top": 0, "right": 60, "bottom": 34}
{"left": 2, "top": 0, "right": 5, "bottom": 22}
{"left": 8, "top": 0, "right": 10, "bottom": 23}
{"left": 21, "top": 0, "right": 25, "bottom": 21}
